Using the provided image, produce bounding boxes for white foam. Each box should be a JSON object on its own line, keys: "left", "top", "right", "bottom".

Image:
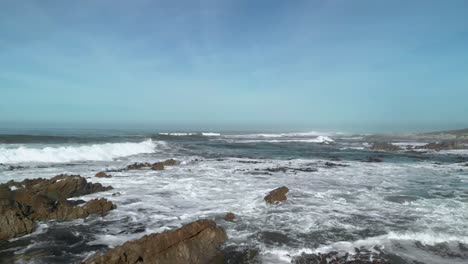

{"left": 235, "top": 136, "right": 335, "bottom": 144}
{"left": 158, "top": 132, "right": 197, "bottom": 136}
{"left": 0, "top": 139, "right": 159, "bottom": 164}
{"left": 201, "top": 132, "right": 221, "bottom": 136}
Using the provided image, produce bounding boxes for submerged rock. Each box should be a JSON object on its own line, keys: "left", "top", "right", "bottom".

{"left": 370, "top": 142, "right": 402, "bottom": 151}
{"left": 364, "top": 157, "right": 383, "bottom": 163}
{"left": 95, "top": 171, "right": 111, "bottom": 178}
{"left": 224, "top": 212, "right": 236, "bottom": 222}
{"left": 264, "top": 186, "right": 289, "bottom": 204}
{"left": 0, "top": 175, "right": 114, "bottom": 240}
{"left": 292, "top": 248, "right": 405, "bottom": 264}
{"left": 82, "top": 219, "right": 227, "bottom": 264}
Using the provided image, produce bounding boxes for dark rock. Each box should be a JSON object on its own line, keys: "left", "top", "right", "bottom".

{"left": 292, "top": 249, "right": 401, "bottom": 264}
{"left": 364, "top": 157, "right": 383, "bottom": 163}
{"left": 324, "top": 162, "right": 349, "bottom": 168}
{"left": 126, "top": 162, "right": 152, "bottom": 170}
{"left": 95, "top": 172, "right": 111, "bottom": 178}
{"left": 213, "top": 245, "right": 260, "bottom": 264}
{"left": 81, "top": 219, "right": 227, "bottom": 264}
{"left": 264, "top": 186, "right": 289, "bottom": 204}
{"left": 0, "top": 175, "right": 114, "bottom": 240}
{"left": 224, "top": 212, "right": 236, "bottom": 222}
{"left": 370, "top": 142, "right": 402, "bottom": 151}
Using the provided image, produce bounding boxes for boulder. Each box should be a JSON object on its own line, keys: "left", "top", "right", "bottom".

{"left": 370, "top": 142, "right": 402, "bottom": 151}
{"left": 151, "top": 162, "right": 165, "bottom": 170}
{"left": 264, "top": 186, "right": 289, "bottom": 204}
{"left": 224, "top": 212, "right": 236, "bottom": 222}
{"left": 95, "top": 172, "right": 111, "bottom": 178}
{"left": 0, "top": 175, "right": 114, "bottom": 240}
{"left": 82, "top": 219, "right": 227, "bottom": 264}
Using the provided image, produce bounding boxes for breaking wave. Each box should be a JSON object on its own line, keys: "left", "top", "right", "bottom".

{"left": 0, "top": 139, "right": 159, "bottom": 164}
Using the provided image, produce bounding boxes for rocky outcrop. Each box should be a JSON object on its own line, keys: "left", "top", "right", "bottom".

{"left": 82, "top": 219, "right": 227, "bottom": 264}
{"left": 95, "top": 172, "right": 111, "bottom": 178}
{"left": 126, "top": 159, "right": 178, "bottom": 171}
{"left": 126, "top": 162, "right": 152, "bottom": 170}
{"left": 224, "top": 212, "right": 236, "bottom": 222}
{"left": 416, "top": 140, "right": 463, "bottom": 151}
{"left": 0, "top": 175, "right": 114, "bottom": 240}
{"left": 264, "top": 186, "right": 289, "bottom": 204}
{"left": 370, "top": 142, "right": 402, "bottom": 151}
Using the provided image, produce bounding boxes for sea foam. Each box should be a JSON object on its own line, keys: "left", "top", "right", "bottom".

{"left": 0, "top": 139, "right": 159, "bottom": 164}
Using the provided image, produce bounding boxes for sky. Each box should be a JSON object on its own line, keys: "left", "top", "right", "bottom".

{"left": 1, "top": 0, "right": 468, "bottom": 132}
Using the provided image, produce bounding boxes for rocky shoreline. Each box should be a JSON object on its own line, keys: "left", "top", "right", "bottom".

{"left": 0, "top": 156, "right": 296, "bottom": 263}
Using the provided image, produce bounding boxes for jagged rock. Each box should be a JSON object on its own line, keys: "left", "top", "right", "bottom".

{"left": 0, "top": 175, "right": 114, "bottom": 240}
{"left": 81, "top": 219, "right": 227, "bottom": 264}
{"left": 95, "top": 172, "right": 111, "bottom": 178}
{"left": 151, "top": 162, "right": 165, "bottom": 170}
{"left": 264, "top": 186, "right": 289, "bottom": 204}
{"left": 224, "top": 212, "right": 236, "bottom": 222}
{"left": 370, "top": 142, "right": 402, "bottom": 151}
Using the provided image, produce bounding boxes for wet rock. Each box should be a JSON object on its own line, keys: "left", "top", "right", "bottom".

{"left": 370, "top": 142, "right": 402, "bottom": 151}
{"left": 324, "top": 162, "right": 349, "bottom": 168}
{"left": 162, "top": 158, "right": 177, "bottom": 166}
{"left": 126, "top": 162, "right": 152, "bottom": 170}
{"left": 416, "top": 140, "right": 463, "bottom": 151}
{"left": 95, "top": 172, "right": 111, "bottom": 178}
{"left": 212, "top": 245, "right": 260, "bottom": 264}
{"left": 151, "top": 162, "right": 165, "bottom": 170}
{"left": 224, "top": 212, "right": 236, "bottom": 222}
{"left": 264, "top": 186, "right": 289, "bottom": 204}
{"left": 0, "top": 175, "right": 114, "bottom": 240}
{"left": 81, "top": 219, "right": 227, "bottom": 264}
{"left": 292, "top": 249, "right": 398, "bottom": 264}
{"left": 384, "top": 195, "right": 419, "bottom": 204}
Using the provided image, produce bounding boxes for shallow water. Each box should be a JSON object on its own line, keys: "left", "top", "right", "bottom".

{"left": 0, "top": 130, "right": 467, "bottom": 263}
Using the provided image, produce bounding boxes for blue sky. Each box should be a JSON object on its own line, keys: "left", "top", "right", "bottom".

{"left": 1, "top": 0, "right": 468, "bottom": 132}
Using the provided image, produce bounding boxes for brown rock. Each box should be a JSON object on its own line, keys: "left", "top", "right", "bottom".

{"left": 162, "top": 159, "right": 177, "bottom": 166}
{"left": 264, "top": 186, "right": 289, "bottom": 204}
{"left": 416, "top": 140, "right": 462, "bottom": 151}
{"left": 0, "top": 200, "right": 35, "bottom": 240}
{"left": 82, "top": 219, "right": 227, "bottom": 264}
{"left": 370, "top": 142, "right": 402, "bottom": 151}
{"left": 151, "top": 162, "right": 165, "bottom": 170}
{"left": 95, "top": 172, "right": 111, "bottom": 178}
{"left": 0, "top": 175, "right": 114, "bottom": 240}
{"left": 224, "top": 212, "right": 236, "bottom": 222}
{"left": 126, "top": 163, "right": 152, "bottom": 170}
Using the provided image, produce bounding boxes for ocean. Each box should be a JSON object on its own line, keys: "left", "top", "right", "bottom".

{"left": 0, "top": 129, "right": 467, "bottom": 263}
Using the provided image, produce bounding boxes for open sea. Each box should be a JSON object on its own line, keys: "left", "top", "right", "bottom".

{"left": 0, "top": 129, "right": 467, "bottom": 263}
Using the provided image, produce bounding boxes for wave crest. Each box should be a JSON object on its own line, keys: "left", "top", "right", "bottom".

{"left": 0, "top": 139, "right": 159, "bottom": 164}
